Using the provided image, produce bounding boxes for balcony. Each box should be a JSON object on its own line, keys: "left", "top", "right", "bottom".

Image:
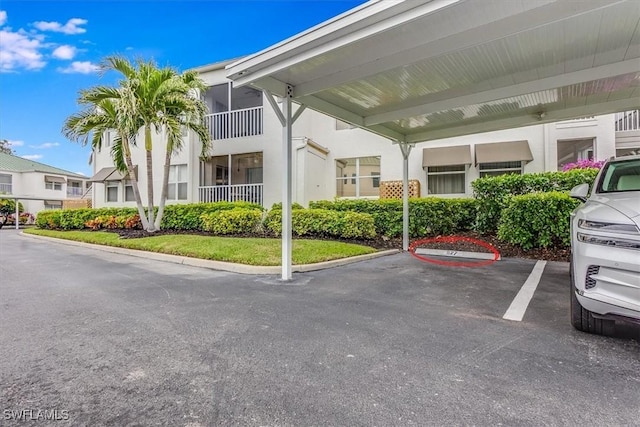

{"left": 204, "top": 106, "right": 263, "bottom": 140}
{"left": 615, "top": 110, "right": 639, "bottom": 132}
{"left": 67, "top": 187, "right": 84, "bottom": 198}
{"left": 0, "top": 183, "right": 12, "bottom": 194}
{"left": 198, "top": 184, "right": 263, "bottom": 206}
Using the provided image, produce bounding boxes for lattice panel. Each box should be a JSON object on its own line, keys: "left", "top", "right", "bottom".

{"left": 63, "top": 199, "right": 92, "bottom": 209}
{"left": 379, "top": 180, "right": 420, "bottom": 199}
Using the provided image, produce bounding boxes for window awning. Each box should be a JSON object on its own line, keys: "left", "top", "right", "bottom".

{"left": 44, "top": 175, "right": 66, "bottom": 183}
{"left": 423, "top": 145, "right": 472, "bottom": 168}
{"left": 107, "top": 165, "right": 138, "bottom": 181}
{"left": 88, "top": 167, "right": 117, "bottom": 182}
{"left": 475, "top": 141, "right": 533, "bottom": 165}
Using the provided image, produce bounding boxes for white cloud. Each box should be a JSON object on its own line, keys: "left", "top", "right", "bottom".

{"left": 33, "top": 18, "right": 87, "bottom": 35}
{"left": 29, "top": 142, "right": 60, "bottom": 149}
{"left": 52, "top": 45, "right": 76, "bottom": 60}
{"left": 7, "top": 139, "right": 24, "bottom": 147}
{"left": 0, "top": 11, "right": 7, "bottom": 26}
{"left": 21, "top": 154, "right": 43, "bottom": 160}
{"left": 58, "top": 60, "right": 99, "bottom": 74}
{"left": 0, "top": 28, "right": 46, "bottom": 71}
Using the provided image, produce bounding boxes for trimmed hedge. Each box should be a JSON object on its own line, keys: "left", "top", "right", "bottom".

{"left": 310, "top": 198, "right": 477, "bottom": 237}
{"left": 264, "top": 208, "right": 376, "bottom": 239}
{"left": 497, "top": 192, "right": 580, "bottom": 249}
{"left": 160, "top": 201, "right": 263, "bottom": 230}
{"left": 201, "top": 208, "right": 263, "bottom": 235}
{"left": 37, "top": 208, "right": 138, "bottom": 230}
{"left": 36, "top": 202, "right": 261, "bottom": 231}
{"left": 472, "top": 168, "right": 599, "bottom": 233}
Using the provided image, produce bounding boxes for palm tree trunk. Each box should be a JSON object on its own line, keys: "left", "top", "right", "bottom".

{"left": 154, "top": 148, "right": 172, "bottom": 230}
{"left": 144, "top": 125, "right": 156, "bottom": 232}
{"left": 122, "top": 136, "right": 150, "bottom": 230}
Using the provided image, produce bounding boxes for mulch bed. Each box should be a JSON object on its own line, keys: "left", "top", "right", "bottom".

{"left": 110, "top": 229, "right": 570, "bottom": 262}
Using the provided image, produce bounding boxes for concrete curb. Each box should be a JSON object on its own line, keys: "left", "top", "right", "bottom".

{"left": 21, "top": 232, "right": 400, "bottom": 275}
{"left": 414, "top": 248, "right": 501, "bottom": 260}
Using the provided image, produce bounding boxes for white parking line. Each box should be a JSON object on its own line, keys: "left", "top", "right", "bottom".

{"left": 503, "top": 260, "right": 547, "bottom": 321}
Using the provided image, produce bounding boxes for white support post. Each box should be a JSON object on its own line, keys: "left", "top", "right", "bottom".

{"left": 15, "top": 199, "right": 19, "bottom": 230}
{"left": 261, "top": 87, "right": 304, "bottom": 281}
{"left": 282, "top": 86, "right": 294, "bottom": 280}
{"left": 399, "top": 143, "right": 413, "bottom": 251}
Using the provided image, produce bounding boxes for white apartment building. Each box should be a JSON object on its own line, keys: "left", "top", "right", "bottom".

{"left": 89, "top": 60, "right": 640, "bottom": 209}
{"left": 0, "top": 152, "right": 89, "bottom": 214}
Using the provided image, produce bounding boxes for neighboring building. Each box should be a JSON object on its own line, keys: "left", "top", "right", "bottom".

{"left": 0, "top": 152, "right": 89, "bottom": 213}
{"left": 89, "top": 59, "right": 640, "bottom": 209}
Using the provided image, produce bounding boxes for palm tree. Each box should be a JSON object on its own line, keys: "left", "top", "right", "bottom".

{"left": 101, "top": 56, "right": 211, "bottom": 231}
{"left": 64, "top": 56, "right": 211, "bottom": 232}
{"left": 63, "top": 93, "right": 151, "bottom": 230}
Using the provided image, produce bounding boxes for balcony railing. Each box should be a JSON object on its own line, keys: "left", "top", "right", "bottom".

{"left": 204, "top": 106, "right": 263, "bottom": 140}
{"left": 615, "top": 110, "right": 640, "bottom": 132}
{"left": 199, "top": 183, "right": 263, "bottom": 206}
{"left": 0, "top": 183, "right": 12, "bottom": 194}
{"left": 67, "top": 187, "right": 84, "bottom": 198}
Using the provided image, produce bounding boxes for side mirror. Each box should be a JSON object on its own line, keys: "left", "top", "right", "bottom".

{"left": 570, "top": 183, "right": 589, "bottom": 202}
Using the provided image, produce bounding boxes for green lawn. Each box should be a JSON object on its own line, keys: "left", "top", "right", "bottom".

{"left": 23, "top": 229, "right": 377, "bottom": 266}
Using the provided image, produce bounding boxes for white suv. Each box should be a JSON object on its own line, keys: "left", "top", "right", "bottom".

{"left": 569, "top": 155, "right": 640, "bottom": 335}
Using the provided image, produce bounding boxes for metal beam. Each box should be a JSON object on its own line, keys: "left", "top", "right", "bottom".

{"left": 263, "top": 89, "right": 286, "bottom": 126}
{"left": 364, "top": 61, "right": 640, "bottom": 126}
{"left": 291, "top": 104, "right": 307, "bottom": 125}
{"left": 405, "top": 96, "right": 640, "bottom": 143}
{"left": 296, "top": 94, "right": 406, "bottom": 142}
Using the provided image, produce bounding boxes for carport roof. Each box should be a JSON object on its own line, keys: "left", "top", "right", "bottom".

{"left": 226, "top": 0, "right": 640, "bottom": 143}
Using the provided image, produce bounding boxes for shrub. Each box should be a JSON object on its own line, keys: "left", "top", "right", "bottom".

{"left": 201, "top": 209, "right": 263, "bottom": 234}
{"left": 160, "top": 202, "right": 262, "bottom": 230}
{"left": 562, "top": 159, "right": 605, "bottom": 171}
{"left": 497, "top": 192, "right": 580, "bottom": 249}
{"left": 472, "top": 169, "right": 599, "bottom": 233}
{"left": 58, "top": 208, "right": 137, "bottom": 230}
{"left": 36, "top": 210, "right": 62, "bottom": 229}
{"left": 310, "top": 198, "right": 477, "bottom": 237}
{"left": 269, "top": 202, "right": 305, "bottom": 211}
{"left": 264, "top": 208, "right": 376, "bottom": 239}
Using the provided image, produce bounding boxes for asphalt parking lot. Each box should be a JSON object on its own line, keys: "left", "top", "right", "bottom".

{"left": 1, "top": 229, "right": 639, "bottom": 426}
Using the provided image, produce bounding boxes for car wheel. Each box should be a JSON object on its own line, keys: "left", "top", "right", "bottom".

{"left": 570, "top": 259, "right": 615, "bottom": 335}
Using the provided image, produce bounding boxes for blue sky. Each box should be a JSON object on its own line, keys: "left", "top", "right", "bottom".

{"left": 0, "top": 0, "right": 366, "bottom": 176}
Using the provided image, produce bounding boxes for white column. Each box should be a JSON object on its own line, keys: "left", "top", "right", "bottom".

{"left": 15, "top": 198, "right": 19, "bottom": 230}
{"left": 399, "top": 143, "right": 413, "bottom": 251}
{"left": 282, "top": 86, "right": 293, "bottom": 280}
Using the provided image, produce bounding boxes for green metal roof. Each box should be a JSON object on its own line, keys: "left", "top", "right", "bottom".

{"left": 0, "top": 152, "right": 86, "bottom": 179}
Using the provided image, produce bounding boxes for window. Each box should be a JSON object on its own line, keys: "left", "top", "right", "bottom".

{"left": 106, "top": 181, "right": 119, "bottom": 202}
{"left": 478, "top": 161, "right": 523, "bottom": 178}
{"left": 335, "top": 156, "right": 381, "bottom": 198}
{"left": 168, "top": 164, "right": 188, "bottom": 200}
{"left": 200, "top": 153, "right": 262, "bottom": 186}
{"left": 124, "top": 180, "right": 135, "bottom": 202}
{"left": 427, "top": 165, "right": 466, "bottom": 194}
{"left": 44, "top": 201, "right": 62, "bottom": 210}
{"left": 0, "top": 173, "right": 12, "bottom": 194}
{"left": 44, "top": 176, "right": 65, "bottom": 191}
{"left": 45, "top": 181, "right": 62, "bottom": 190}
{"left": 557, "top": 139, "right": 594, "bottom": 170}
